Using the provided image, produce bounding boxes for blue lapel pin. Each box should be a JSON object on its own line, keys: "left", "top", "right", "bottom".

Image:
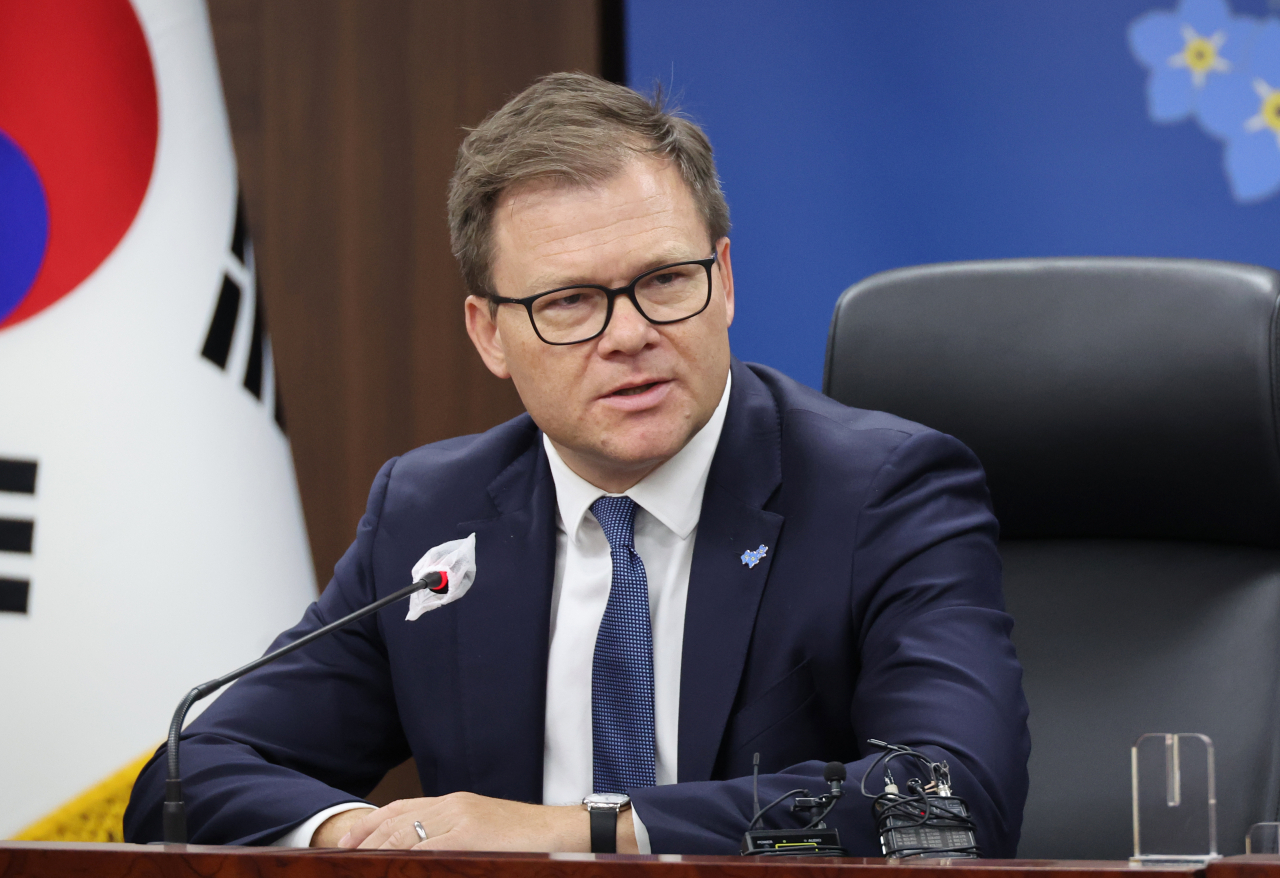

{"left": 740, "top": 544, "right": 768, "bottom": 568}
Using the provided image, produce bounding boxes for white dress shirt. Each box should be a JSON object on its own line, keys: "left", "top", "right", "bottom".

{"left": 542, "top": 373, "right": 731, "bottom": 838}
{"left": 275, "top": 374, "right": 731, "bottom": 848}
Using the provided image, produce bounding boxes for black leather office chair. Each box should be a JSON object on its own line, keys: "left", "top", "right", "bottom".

{"left": 824, "top": 257, "right": 1280, "bottom": 859}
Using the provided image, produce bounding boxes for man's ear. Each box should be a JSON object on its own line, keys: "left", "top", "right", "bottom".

{"left": 716, "top": 237, "right": 735, "bottom": 328}
{"left": 464, "top": 295, "right": 511, "bottom": 379}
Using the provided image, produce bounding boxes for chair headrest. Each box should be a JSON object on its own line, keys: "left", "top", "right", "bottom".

{"left": 824, "top": 258, "right": 1280, "bottom": 546}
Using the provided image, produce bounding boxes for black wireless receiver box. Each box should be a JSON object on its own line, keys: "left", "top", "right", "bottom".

{"left": 876, "top": 795, "right": 976, "bottom": 858}
{"left": 740, "top": 828, "right": 843, "bottom": 855}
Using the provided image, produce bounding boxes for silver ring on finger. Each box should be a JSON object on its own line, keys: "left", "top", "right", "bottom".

{"left": 413, "top": 821, "right": 428, "bottom": 842}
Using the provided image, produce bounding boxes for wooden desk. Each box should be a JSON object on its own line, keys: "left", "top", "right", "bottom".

{"left": 0, "top": 842, "right": 1210, "bottom": 878}
{"left": 1208, "top": 856, "right": 1280, "bottom": 878}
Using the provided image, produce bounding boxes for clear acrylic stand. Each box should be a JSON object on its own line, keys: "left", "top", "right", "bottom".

{"left": 1246, "top": 823, "right": 1280, "bottom": 854}
{"left": 1130, "top": 733, "right": 1219, "bottom": 865}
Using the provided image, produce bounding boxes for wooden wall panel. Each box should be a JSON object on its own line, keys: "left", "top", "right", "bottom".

{"left": 209, "top": 0, "right": 603, "bottom": 592}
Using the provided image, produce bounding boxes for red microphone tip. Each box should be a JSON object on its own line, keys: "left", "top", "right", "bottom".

{"left": 427, "top": 570, "right": 450, "bottom": 594}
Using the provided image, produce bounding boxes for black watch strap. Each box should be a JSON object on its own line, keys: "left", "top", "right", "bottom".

{"left": 589, "top": 807, "right": 617, "bottom": 854}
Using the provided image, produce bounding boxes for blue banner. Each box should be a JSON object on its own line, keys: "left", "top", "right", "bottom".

{"left": 628, "top": 0, "right": 1280, "bottom": 389}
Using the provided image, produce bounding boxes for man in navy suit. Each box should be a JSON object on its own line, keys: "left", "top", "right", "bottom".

{"left": 126, "top": 73, "right": 1029, "bottom": 855}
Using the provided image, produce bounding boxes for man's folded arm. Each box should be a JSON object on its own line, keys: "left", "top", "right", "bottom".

{"left": 633, "top": 429, "right": 1030, "bottom": 856}
{"left": 124, "top": 458, "right": 412, "bottom": 845}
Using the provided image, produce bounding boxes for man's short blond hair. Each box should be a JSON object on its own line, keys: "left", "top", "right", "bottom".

{"left": 447, "top": 72, "right": 731, "bottom": 297}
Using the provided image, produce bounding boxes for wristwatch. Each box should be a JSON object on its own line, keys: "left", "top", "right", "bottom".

{"left": 582, "top": 792, "right": 631, "bottom": 853}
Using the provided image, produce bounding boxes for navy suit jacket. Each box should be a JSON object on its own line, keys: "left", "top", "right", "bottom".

{"left": 125, "top": 359, "right": 1030, "bottom": 855}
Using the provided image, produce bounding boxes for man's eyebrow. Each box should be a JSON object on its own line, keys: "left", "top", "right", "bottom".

{"left": 527, "top": 248, "right": 706, "bottom": 292}
{"left": 525, "top": 271, "right": 590, "bottom": 293}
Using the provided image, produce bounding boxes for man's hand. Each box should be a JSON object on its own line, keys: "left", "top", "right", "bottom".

{"left": 310, "top": 807, "right": 373, "bottom": 848}
{"left": 325, "top": 792, "right": 639, "bottom": 853}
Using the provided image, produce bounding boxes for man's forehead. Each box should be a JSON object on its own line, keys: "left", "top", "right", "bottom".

{"left": 496, "top": 155, "right": 679, "bottom": 221}
{"left": 490, "top": 158, "right": 706, "bottom": 287}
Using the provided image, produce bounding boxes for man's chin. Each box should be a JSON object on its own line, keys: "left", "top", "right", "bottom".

{"left": 598, "top": 417, "right": 696, "bottom": 462}
{"left": 555, "top": 435, "right": 691, "bottom": 491}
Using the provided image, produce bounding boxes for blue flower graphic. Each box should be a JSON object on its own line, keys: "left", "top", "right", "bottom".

{"left": 1199, "top": 19, "right": 1280, "bottom": 201}
{"left": 1129, "top": 0, "right": 1258, "bottom": 122}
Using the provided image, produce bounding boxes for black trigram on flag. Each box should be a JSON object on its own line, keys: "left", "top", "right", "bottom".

{"left": 200, "top": 196, "right": 286, "bottom": 431}
{"left": 0, "top": 458, "right": 36, "bottom": 614}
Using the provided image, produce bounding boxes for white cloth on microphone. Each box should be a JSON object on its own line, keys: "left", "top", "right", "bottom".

{"left": 405, "top": 532, "right": 477, "bottom": 621}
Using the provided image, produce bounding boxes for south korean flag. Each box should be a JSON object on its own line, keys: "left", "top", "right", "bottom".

{"left": 0, "top": 0, "right": 315, "bottom": 837}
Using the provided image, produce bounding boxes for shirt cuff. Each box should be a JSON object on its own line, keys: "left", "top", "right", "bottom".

{"left": 630, "top": 803, "right": 652, "bottom": 855}
{"left": 270, "top": 802, "right": 376, "bottom": 848}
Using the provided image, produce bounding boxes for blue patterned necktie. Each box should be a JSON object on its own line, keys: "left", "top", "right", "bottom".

{"left": 590, "top": 495, "right": 657, "bottom": 793}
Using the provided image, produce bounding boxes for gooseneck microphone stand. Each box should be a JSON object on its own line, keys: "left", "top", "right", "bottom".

{"left": 162, "top": 570, "right": 447, "bottom": 844}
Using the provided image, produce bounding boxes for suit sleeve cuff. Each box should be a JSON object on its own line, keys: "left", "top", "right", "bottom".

{"left": 270, "top": 802, "right": 376, "bottom": 848}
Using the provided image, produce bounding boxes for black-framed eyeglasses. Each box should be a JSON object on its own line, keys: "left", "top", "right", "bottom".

{"left": 488, "top": 253, "right": 718, "bottom": 345}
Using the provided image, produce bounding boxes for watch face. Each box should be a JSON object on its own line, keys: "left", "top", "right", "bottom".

{"left": 583, "top": 793, "right": 630, "bottom": 807}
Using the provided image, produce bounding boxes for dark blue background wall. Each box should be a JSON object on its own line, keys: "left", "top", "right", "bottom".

{"left": 627, "top": 0, "right": 1280, "bottom": 389}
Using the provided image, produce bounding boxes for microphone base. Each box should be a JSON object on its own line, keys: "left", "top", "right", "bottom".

{"left": 162, "top": 797, "right": 187, "bottom": 844}
{"left": 741, "top": 827, "right": 844, "bottom": 855}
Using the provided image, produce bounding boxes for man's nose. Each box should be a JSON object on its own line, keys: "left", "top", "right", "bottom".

{"left": 599, "top": 293, "right": 657, "bottom": 352}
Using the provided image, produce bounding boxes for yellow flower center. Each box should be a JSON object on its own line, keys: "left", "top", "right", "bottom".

{"left": 1181, "top": 37, "right": 1219, "bottom": 74}
{"left": 1264, "top": 91, "right": 1280, "bottom": 134}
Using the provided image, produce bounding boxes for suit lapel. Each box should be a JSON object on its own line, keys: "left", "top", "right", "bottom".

{"left": 678, "top": 360, "right": 784, "bottom": 782}
{"left": 453, "top": 440, "right": 557, "bottom": 803}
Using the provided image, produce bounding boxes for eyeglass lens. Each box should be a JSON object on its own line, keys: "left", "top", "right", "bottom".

{"left": 530, "top": 262, "right": 709, "bottom": 344}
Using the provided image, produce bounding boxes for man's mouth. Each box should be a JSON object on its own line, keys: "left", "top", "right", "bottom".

{"left": 613, "top": 382, "right": 659, "bottom": 397}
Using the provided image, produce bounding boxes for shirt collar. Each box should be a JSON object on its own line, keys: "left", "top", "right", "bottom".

{"left": 543, "top": 370, "right": 733, "bottom": 544}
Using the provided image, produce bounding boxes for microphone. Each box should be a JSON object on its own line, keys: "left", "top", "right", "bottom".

{"left": 824, "top": 761, "right": 846, "bottom": 796}
{"left": 160, "top": 570, "right": 450, "bottom": 844}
